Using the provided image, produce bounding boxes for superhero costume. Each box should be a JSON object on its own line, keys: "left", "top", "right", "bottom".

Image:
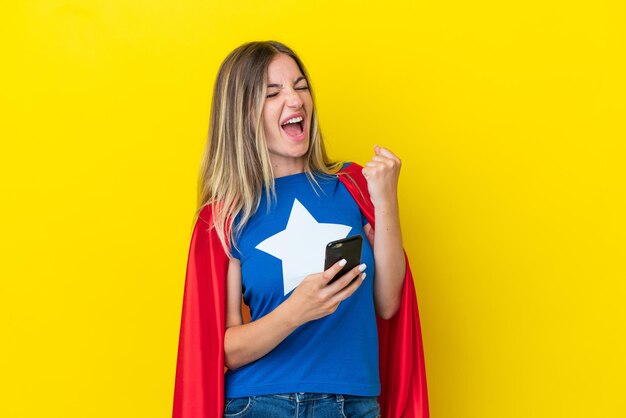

{"left": 172, "top": 162, "right": 429, "bottom": 417}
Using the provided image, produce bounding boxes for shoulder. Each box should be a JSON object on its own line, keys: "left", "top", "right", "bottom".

{"left": 197, "top": 204, "right": 215, "bottom": 226}
{"left": 195, "top": 203, "right": 226, "bottom": 235}
{"left": 339, "top": 161, "right": 363, "bottom": 172}
{"left": 338, "top": 161, "right": 365, "bottom": 174}
{"left": 337, "top": 161, "right": 366, "bottom": 184}
{"left": 340, "top": 161, "right": 352, "bottom": 171}
{"left": 336, "top": 161, "right": 374, "bottom": 214}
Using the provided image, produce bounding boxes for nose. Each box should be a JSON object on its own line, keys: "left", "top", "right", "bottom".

{"left": 285, "top": 88, "right": 303, "bottom": 108}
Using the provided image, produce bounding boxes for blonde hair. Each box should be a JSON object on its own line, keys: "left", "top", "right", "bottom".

{"left": 196, "top": 40, "right": 344, "bottom": 257}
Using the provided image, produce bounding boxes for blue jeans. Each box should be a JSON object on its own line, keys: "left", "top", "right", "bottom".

{"left": 223, "top": 392, "right": 380, "bottom": 417}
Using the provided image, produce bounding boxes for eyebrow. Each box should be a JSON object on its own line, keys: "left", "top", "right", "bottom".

{"left": 267, "top": 76, "right": 307, "bottom": 88}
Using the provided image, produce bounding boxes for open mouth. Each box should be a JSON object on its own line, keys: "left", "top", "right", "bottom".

{"left": 281, "top": 118, "right": 304, "bottom": 138}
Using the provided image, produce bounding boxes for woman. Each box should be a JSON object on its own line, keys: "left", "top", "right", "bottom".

{"left": 173, "top": 41, "right": 429, "bottom": 418}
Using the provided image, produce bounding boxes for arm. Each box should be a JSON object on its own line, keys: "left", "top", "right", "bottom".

{"left": 362, "top": 146, "right": 406, "bottom": 320}
{"left": 364, "top": 201, "right": 406, "bottom": 320}
{"left": 224, "top": 257, "right": 365, "bottom": 370}
{"left": 223, "top": 258, "right": 300, "bottom": 370}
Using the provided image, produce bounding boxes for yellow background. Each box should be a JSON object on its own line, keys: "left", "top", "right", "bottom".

{"left": 2, "top": 1, "right": 625, "bottom": 417}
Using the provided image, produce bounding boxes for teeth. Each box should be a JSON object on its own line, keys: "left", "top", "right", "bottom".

{"left": 282, "top": 116, "right": 303, "bottom": 125}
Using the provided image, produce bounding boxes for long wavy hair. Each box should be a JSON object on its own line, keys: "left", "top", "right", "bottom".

{"left": 196, "top": 40, "right": 345, "bottom": 257}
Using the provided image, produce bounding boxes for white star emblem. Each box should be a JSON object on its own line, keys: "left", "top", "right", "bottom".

{"left": 255, "top": 198, "right": 352, "bottom": 295}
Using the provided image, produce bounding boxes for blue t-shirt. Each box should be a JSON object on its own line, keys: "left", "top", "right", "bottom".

{"left": 224, "top": 162, "right": 380, "bottom": 397}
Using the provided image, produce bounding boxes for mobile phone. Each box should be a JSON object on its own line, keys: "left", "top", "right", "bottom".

{"left": 324, "top": 235, "right": 363, "bottom": 285}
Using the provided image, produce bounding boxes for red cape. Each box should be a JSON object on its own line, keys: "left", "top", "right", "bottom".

{"left": 173, "top": 162, "right": 429, "bottom": 417}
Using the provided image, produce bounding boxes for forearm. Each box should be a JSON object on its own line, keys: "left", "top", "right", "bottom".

{"left": 373, "top": 199, "right": 406, "bottom": 319}
{"left": 224, "top": 300, "right": 299, "bottom": 370}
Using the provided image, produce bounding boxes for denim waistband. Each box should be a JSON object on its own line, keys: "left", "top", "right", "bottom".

{"left": 268, "top": 392, "right": 347, "bottom": 402}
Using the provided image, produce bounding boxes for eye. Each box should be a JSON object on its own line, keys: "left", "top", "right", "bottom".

{"left": 265, "top": 85, "right": 308, "bottom": 98}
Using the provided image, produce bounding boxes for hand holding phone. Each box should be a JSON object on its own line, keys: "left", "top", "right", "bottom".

{"left": 285, "top": 256, "right": 366, "bottom": 327}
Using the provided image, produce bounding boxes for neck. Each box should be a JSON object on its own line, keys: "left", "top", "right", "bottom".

{"left": 271, "top": 157, "right": 305, "bottom": 178}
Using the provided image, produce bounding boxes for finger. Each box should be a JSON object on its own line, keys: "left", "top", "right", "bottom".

{"left": 376, "top": 146, "right": 399, "bottom": 161}
{"left": 371, "top": 155, "right": 394, "bottom": 165}
{"left": 365, "top": 161, "right": 383, "bottom": 168}
{"left": 322, "top": 258, "right": 348, "bottom": 284}
{"left": 331, "top": 272, "right": 366, "bottom": 304}
{"left": 326, "top": 263, "right": 366, "bottom": 294}
{"left": 374, "top": 144, "right": 381, "bottom": 155}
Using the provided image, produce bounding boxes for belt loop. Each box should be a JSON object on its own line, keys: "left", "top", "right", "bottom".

{"left": 336, "top": 394, "right": 344, "bottom": 403}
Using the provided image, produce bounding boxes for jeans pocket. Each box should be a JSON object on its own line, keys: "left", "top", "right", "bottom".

{"left": 224, "top": 396, "right": 253, "bottom": 417}
{"left": 340, "top": 395, "right": 380, "bottom": 418}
